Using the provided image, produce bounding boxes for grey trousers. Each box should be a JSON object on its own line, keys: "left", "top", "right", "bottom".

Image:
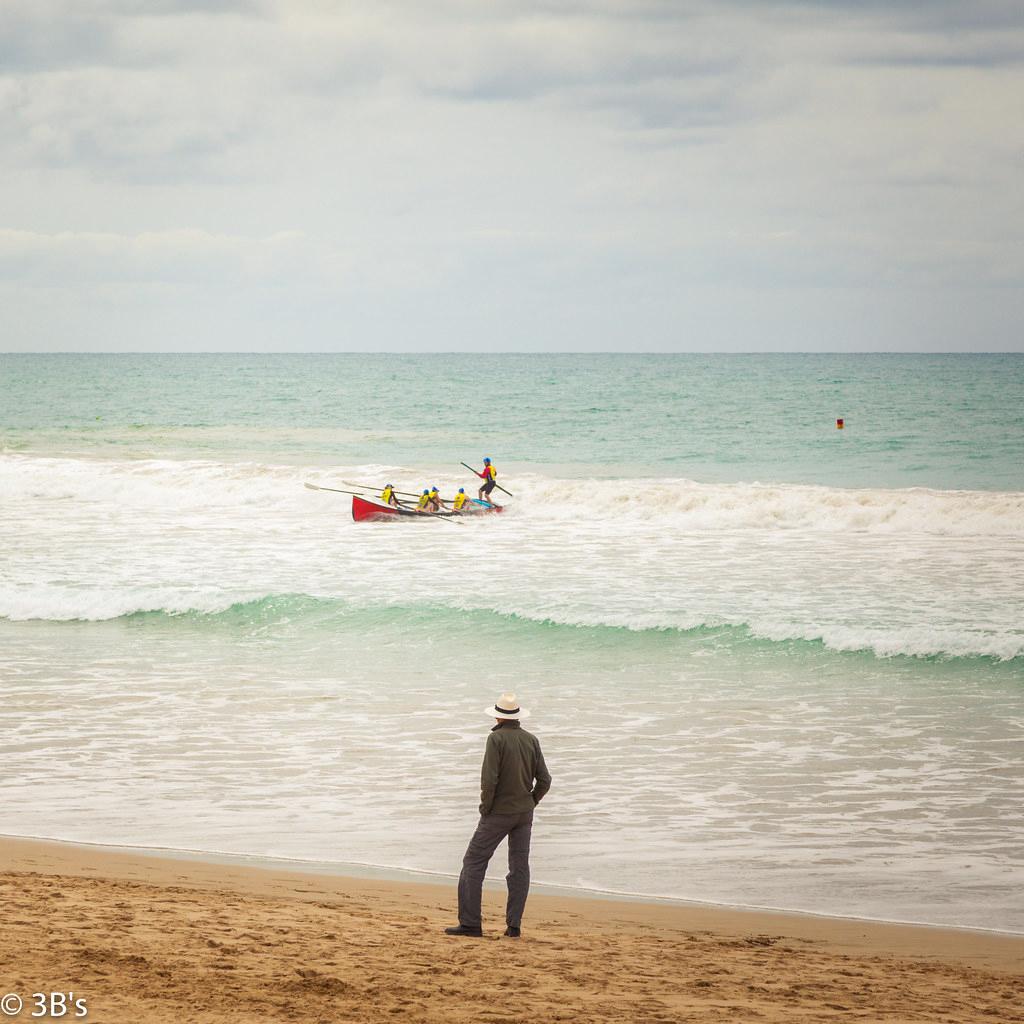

{"left": 457, "top": 809, "right": 534, "bottom": 929}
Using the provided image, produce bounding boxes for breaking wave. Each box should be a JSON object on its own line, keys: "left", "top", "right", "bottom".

{"left": 2, "top": 592, "right": 1021, "bottom": 663}
{"left": 3, "top": 454, "right": 1022, "bottom": 663}
{"left": 2, "top": 453, "right": 1023, "bottom": 534}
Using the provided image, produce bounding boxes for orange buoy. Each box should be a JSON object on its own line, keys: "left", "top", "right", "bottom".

{"left": 836, "top": 418, "right": 844, "bottom": 429}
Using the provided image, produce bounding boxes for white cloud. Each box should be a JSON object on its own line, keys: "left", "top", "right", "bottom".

{"left": 0, "top": 0, "right": 1022, "bottom": 350}
{"left": 0, "top": 228, "right": 313, "bottom": 283}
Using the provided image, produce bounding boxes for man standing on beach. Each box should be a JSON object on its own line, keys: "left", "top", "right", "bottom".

{"left": 445, "top": 693, "right": 551, "bottom": 939}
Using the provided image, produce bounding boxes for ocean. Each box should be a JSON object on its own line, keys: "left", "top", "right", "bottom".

{"left": 1, "top": 353, "right": 1022, "bottom": 932}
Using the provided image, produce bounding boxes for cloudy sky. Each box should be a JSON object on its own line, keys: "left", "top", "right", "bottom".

{"left": 2, "top": 0, "right": 1022, "bottom": 351}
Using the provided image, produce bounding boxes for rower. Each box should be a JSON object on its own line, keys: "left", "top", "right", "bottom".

{"left": 426, "top": 486, "right": 443, "bottom": 512}
{"left": 381, "top": 483, "right": 398, "bottom": 507}
{"left": 416, "top": 489, "right": 431, "bottom": 512}
{"left": 452, "top": 487, "right": 469, "bottom": 511}
{"left": 477, "top": 457, "right": 497, "bottom": 504}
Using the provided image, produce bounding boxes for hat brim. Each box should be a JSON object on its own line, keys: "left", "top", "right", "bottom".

{"left": 485, "top": 707, "right": 529, "bottom": 720}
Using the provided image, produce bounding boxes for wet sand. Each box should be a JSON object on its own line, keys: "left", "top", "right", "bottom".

{"left": 1, "top": 835, "right": 1020, "bottom": 1023}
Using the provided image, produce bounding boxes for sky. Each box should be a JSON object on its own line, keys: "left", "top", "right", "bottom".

{"left": 1, "top": 0, "right": 1022, "bottom": 352}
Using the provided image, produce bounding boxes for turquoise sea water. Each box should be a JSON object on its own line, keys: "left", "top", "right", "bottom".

{"left": 4, "top": 352, "right": 1024, "bottom": 488}
{"left": 1, "top": 353, "right": 1022, "bottom": 931}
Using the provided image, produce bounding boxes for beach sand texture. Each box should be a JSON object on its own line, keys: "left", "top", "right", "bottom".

{"left": 1, "top": 837, "right": 1021, "bottom": 1023}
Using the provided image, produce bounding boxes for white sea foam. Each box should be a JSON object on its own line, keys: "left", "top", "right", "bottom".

{"left": 3, "top": 453, "right": 1023, "bottom": 533}
{"left": 514, "top": 475, "right": 1024, "bottom": 535}
{"left": 1, "top": 453, "right": 1023, "bottom": 660}
{"left": 0, "top": 586, "right": 258, "bottom": 623}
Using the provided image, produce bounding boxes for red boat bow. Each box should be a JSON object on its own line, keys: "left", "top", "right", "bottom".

{"left": 351, "top": 495, "right": 401, "bottom": 521}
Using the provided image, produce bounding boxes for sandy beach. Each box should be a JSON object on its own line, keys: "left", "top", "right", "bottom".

{"left": 1, "top": 835, "right": 1020, "bottom": 1023}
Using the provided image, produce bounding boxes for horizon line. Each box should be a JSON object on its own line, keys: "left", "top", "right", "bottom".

{"left": 2, "top": 350, "right": 1021, "bottom": 357}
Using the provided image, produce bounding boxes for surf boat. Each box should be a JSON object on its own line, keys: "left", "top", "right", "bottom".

{"left": 351, "top": 494, "right": 503, "bottom": 522}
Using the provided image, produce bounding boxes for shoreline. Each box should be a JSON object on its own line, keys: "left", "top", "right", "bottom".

{"left": 4, "top": 831, "right": 1022, "bottom": 941}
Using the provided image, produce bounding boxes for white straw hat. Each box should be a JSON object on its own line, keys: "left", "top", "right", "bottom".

{"left": 485, "top": 692, "right": 529, "bottom": 721}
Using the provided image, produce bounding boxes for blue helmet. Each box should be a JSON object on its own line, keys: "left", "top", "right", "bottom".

{"left": 458, "top": 488, "right": 465, "bottom": 493}
{"left": 422, "top": 489, "right": 429, "bottom": 494}
{"left": 483, "top": 457, "right": 491, "bottom": 464}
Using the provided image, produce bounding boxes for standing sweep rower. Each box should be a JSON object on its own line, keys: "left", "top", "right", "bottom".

{"left": 477, "top": 458, "right": 497, "bottom": 504}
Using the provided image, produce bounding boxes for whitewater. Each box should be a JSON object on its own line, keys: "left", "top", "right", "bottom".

{"left": 2, "top": 454, "right": 1022, "bottom": 661}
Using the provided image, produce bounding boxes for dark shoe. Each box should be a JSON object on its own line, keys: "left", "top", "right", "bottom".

{"left": 504, "top": 926, "right": 520, "bottom": 938}
{"left": 444, "top": 925, "right": 483, "bottom": 937}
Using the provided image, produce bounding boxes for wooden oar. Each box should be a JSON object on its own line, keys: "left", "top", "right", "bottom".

{"left": 342, "top": 480, "right": 422, "bottom": 499}
{"left": 306, "top": 482, "right": 413, "bottom": 506}
{"left": 412, "top": 505, "right": 461, "bottom": 524}
{"left": 304, "top": 483, "right": 368, "bottom": 497}
{"left": 460, "top": 462, "right": 513, "bottom": 498}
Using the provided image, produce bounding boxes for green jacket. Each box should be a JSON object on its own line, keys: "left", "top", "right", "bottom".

{"left": 479, "top": 721, "right": 551, "bottom": 816}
